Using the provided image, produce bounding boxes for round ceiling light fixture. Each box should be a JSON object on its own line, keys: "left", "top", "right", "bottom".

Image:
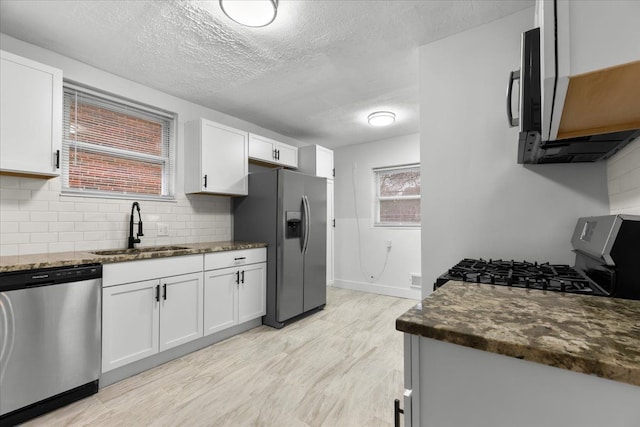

{"left": 367, "top": 111, "right": 396, "bottom": 127}
{"left": 219, "top": 0, "right": 278, "bottom": 27}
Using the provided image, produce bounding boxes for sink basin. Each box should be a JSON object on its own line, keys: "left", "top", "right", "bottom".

{"left": 91, "top": 246, "right": 190, "bottom": 256}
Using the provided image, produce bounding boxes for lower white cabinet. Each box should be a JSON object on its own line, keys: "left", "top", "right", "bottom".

{"left": 102, "top": 256, "right": 204, "bottom": 373}
{"left": 204, "top": 248, "right": 266, "bottom": 335}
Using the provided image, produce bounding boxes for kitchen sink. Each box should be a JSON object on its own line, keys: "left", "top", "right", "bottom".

{"left": 90, "top": 245, "right": 191, "bottom": 256}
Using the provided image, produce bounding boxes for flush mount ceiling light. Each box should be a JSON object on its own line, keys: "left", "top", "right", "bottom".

{"left": 367, "top": 111, "right": 396, "bottom": 127}
{"left": 219, "top": 0, "right": 278, "bottom": 27}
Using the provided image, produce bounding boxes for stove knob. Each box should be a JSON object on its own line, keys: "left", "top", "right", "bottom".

{"left": 543, "top": 279, "right": 549, "bottom": 290}
{"left": 525, "top": 278, "right": 530, "bottom": 288}
{"left": 490, "top": 275, "right": 495, "bottom": 284}
{"left": 560, "top": 280, "right": 565, "bottom": 292}
{"left": 476, "top": 275, "right": 481, "bottom": 283}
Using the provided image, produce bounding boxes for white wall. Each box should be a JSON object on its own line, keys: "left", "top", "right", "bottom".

{"left": 418, "top": 8, "right": 610, "bottom": 297}
{"left": 0, "top": 34, "right": 302, "bottom": 256}
{"left": 607, "top": 138, "right": 640, "bottom": 215}
{"left": 334, "top": 133, "right": 421, "bottom": 299}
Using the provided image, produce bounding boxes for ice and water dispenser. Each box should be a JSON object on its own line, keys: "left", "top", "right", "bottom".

{"left": 286, "top": 211, "right": 302, "bottom": 238}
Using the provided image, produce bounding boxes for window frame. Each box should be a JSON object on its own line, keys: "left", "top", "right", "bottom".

{"left": 372, "top": 163, "right": 421, "bottom": 228}
{"left": 61, "top": 82, "right": 176, "bottom": 201}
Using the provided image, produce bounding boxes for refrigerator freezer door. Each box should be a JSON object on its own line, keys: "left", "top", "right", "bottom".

{"left": 277, "top": 171, "right": 305, "bottom": 322}
{"left": 302, "top": 174, "right": 327, "bottom": 312}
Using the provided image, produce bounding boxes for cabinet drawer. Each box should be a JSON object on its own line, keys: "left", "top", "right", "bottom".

{"left": 103, "top": 254, "right": 203, "bottom": 287}
{"left": 204, "top": 248, "right": 266, "bottom": 271}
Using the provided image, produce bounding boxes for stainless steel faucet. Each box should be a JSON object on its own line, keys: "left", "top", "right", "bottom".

{"left": 128, "top": 202, "right": 144, "bottom": 249}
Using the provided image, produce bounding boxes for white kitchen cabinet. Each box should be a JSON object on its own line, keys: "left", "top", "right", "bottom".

{"left": 203, "top": 267, "right": 238, "bottom": 335}
{"left": 102, "top": 255, "right": 203, "bottom": 372}
{"left": 203, "top": 248, "right": 266, "bottom": 335}
{"left": 326, "top": 179, "right": 334, "bottom": 285}
{"left": 185, "top": 118, "right": 248, "bottom": 195}
{"left": 402, "top": 334, "right": 640, "bottom": 427}
{"left": 159, "top": 272, "right": 204, "bottom": 352}
{"left": 248, "top": 133, "right": 298, "bottom": 168}
{"left": 298, "top": 145, "right": 334, "bottom": 179}
{"left": 535, "top": 0, "right": 640, "bottom": 141}
{"left": 0, "top": 50, "right": 62, "bottom": 177}
{"left": 102, "top": 279, "right": 160, "bottom": 372}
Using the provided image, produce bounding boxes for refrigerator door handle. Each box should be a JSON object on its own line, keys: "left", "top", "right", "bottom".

{"left": 302, "top": 195, "right": 311, "bottom": 254}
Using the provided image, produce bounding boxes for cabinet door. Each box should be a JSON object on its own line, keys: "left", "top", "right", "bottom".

{"left": 159, "top": 272, "right": 204, "bottom": 352}
{"left": 248, "top": 134, "right": 276, "bottom": 162}
{"left": 102, "top": 279, "right": 160, "bottom": 373}
{"left": 316, "top": 146, "right": 334, "bottom": 179}
{"left": 326, "top": 179, "right": 334, "bottom": 285}
{"left": 200, "top": 120, "right": 248, "bottom": 195}
{"left": 275, "top": 142, "right": 298, "bottom": 168}
{"left": 0, "top": 50, "right": 62, "bottom": 177}
{"left": 238, "top": 263, "right": 266, "bottom": 323}
{"left": 203, "top": 267, "right": 239, "bottom": 335}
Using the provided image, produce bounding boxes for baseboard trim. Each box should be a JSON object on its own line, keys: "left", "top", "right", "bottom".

{"left": 331, "top": 279, "right": 421, "bottom": 300}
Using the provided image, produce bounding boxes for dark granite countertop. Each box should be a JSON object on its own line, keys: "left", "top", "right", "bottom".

{"left": 0, "top": 241, "right": 267, "bottom": 273}
{"left": 396, "top": 281, "right": 640, "bottom": 386}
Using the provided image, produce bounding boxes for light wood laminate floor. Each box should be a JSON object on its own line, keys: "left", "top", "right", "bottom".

{"left": 25, "top": 287, "right": 417, "bottom": 427}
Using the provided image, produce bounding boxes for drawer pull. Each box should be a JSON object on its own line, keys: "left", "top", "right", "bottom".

{"left": 234, "top": 257, "right": 246, "bottom": 261}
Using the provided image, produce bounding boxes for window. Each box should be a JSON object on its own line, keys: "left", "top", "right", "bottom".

{"left": 62, "top": 85, "right": 175, "bottom": 199}
{"left": 374, "top": 164, "right": 420, "bottom": 227}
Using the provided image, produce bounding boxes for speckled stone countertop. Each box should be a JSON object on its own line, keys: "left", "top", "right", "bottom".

{"left": 396, "top": 281, "right": 640, "bottom": 386}
{"left": 0, "top": 241, "right": 267, "bottom": 273}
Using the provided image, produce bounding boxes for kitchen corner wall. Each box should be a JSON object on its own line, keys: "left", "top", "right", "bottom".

{"left": 333, "top": 134, "right": 421, "bottom": 300}
{"left": 418, "top": 8, "right": 611, "bottom": 297}
{"left": 0, "top": 34, "right": 301, "bottom": 257}
{"left": 607, "top": 138, "right": 640, "bottom": 215}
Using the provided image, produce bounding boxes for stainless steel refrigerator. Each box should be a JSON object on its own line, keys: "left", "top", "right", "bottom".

{"left": 234, "top": 169, "right": 327, "bottom": 328}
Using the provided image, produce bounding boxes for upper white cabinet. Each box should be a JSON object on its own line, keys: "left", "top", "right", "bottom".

{"left": 536, "top": 0, "right": 640, "bottom": 140}
{"left": 0, "top": 50, "right": 62, "bottom": 177}
{"left": 248, "top": 133, "right": 298, "bottom": 168}
{"left": 298, "top": 145, "right": 334, "bottom": 179}
{"left": 185, "top": 118, "right": 248, "bottom": 196}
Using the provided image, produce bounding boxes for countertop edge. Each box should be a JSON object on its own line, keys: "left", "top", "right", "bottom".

{"left": 0, "top": 241, "right": 268, "bottom": 273}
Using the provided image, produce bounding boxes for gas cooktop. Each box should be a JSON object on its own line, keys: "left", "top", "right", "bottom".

{"left": 435, "top": 258, "right": 604, "bottom": 296}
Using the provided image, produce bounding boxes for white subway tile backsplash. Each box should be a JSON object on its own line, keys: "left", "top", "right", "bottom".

{"left": 19, "top": 222, "right": 48, "bottom": 233}
{"left": 1, "top": 189, "right": 31, "bottom": 201}
{"left": 31, "top": 232, "right": 58, "bottom": 243}
{"left": 1, "top": 175, "right": 232, "bottom": 256}
{"left": 31, "top": 211, "right": 58, "bottom": 222}
{"left": 19, "top": 243, "right": 48, "bottom": 255}
{"left": 607, "top": 138, "right": 640, "bottom": 215}
{"left": 50, "top": 222, "right": 75, "bottom": 232}
{"left": 49, "top": 242, "right": 75, "bottom": 253}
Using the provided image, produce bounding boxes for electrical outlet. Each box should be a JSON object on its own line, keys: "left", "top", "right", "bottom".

{"left": 157, "top": 223, "right": 169, "bottom": 236}
{"left": 386, "top": 240, "right": 392, "bottom": 249}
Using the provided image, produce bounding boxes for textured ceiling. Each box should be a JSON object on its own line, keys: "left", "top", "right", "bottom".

{"left": 0, "top": 0, "right": 533, "bottom": 148}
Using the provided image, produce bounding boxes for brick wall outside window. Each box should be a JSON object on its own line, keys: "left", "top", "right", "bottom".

{"left": 63, "top": 87, "right": 173, "bottom": 198}
{"left": 374, "top": 165, "right": 421, "bottom": 226}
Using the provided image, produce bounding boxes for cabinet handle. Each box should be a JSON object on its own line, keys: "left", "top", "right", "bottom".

{"left": 236, "top": 271, "right": 240, "bottom": 284}
{"left": 276, "top": 149, "right": 280, "bottom": 160}
{"left": 234, "top": 257, "right": 246, "bottom": 261}
{"left": 203, "top": 174, "right": 208, "bottom": 188}
{"left": 394, "top": 399, "right": 404, "bottom": 427}
{"left": 55, "top": 149, "right": 60, "bottom": 169}
{"left": 163, "top": 283, "right": 167, "bottom": 300}
{"left": 155, "top": 284, "right": 160, "bottom": 302}
{"left": 241, "top": 270, "right": 245, "bottom": 284}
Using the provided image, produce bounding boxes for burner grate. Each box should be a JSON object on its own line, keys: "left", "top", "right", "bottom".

{"left": 439, "top": 258, "right": 603, "bottom": 296}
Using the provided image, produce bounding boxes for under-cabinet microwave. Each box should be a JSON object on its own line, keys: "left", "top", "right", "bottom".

{"left": 507, "top": 27, "right": 640, "bottom": 164}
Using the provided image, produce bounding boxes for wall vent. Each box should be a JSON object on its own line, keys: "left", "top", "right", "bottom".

{"left": 410, "top": 273, "right": 422, "bottom": 289}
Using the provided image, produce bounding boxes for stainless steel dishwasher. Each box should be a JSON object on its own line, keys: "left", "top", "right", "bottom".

{"left": 0, "top": 264, "right": 102, "bottom": 426}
